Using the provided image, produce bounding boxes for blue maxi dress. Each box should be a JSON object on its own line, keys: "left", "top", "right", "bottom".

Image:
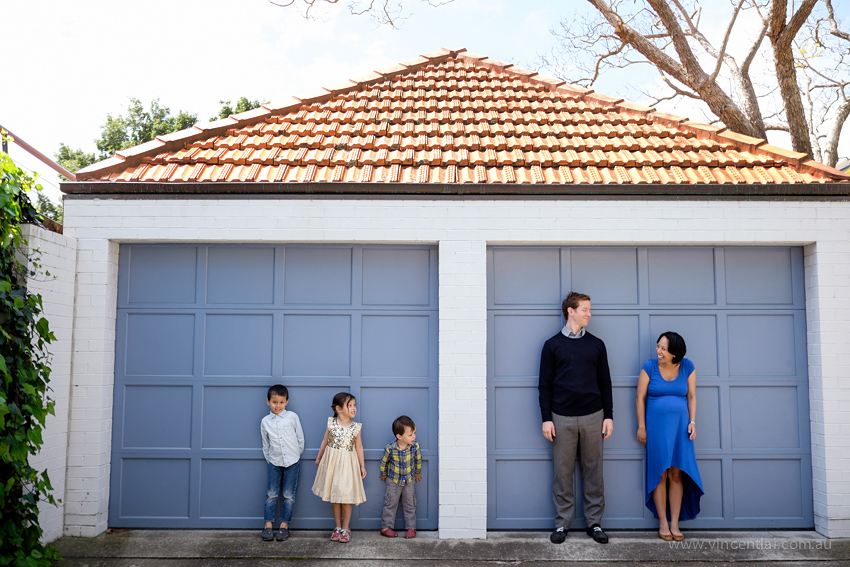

{"left": 644, "top": 358, "right": 704, "bottom": 521}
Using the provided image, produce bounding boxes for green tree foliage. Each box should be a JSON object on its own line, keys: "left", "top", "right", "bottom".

{"left": 55, "top": 143, "right": 97, "bottom": 180}
{"left": 0, "top": 150, "right": 60, "bottom": 566}
{"left": 212, "top": 97, "right": 264, "bottom": 121}
{"left": 95, "top": 97, "right": 198, "bottom": 158}
{"left": 34, "top": 193, "right": 62, "bottom": 224}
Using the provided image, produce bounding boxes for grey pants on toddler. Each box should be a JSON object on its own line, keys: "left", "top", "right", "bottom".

{"left": 381, "top": 481, "right": 416, "bottom": 530}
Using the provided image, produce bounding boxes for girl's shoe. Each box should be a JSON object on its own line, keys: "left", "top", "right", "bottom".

{"left": 330, "top": 527, "right": 342, "bottom": 542}
{"left": 339, "top": 529, "right": 351, "bottom": 543}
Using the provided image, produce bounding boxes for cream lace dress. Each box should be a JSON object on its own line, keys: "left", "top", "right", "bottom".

{"left": 311, "top": 417, "right": 367, "bottom": 504}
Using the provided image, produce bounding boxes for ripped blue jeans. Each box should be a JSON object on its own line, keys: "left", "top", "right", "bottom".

{"left": 264, "top": 461, "right": 300, "bottom": 523}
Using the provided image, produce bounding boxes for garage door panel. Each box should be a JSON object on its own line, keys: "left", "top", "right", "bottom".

{"left": 731, "top": 386, "right": 801, "bottom": 449}
{"left": 488, "top": 245, "right": 811, "bottom": 529}
{"left": 493, "top": 460, "right": 554, "bottom": 524}
{"left": 733, "top": 460, "right": 803, "bottom": 519}
{"left": 288, "top": 386, "right": 351, "bottom": 452}
{"left": 493, "top": 314, "right": 561, "bottom": 378}
{"left": 695, "top": 386, "right": 721, "bottom": 450}
{"left": 587, "top": 314, "right": 640, "bottom": 378}
{"left": 362, "top": 248, "right": 431, "bottom": 306}
{"left": 601, "top": 459, "right": 644, "bottom": 520}
{"left": 728, "top": 315, "right": 797, "bottom": 377}
{"left": 113, "top": 244, "right": 437, "bottom": 529}
{"left": 122, "top": 385, "right": 193, "bottom": 449}
{"left": 361, "top": 315, "right": 430, "bottom": 377}
{"left": 202, "top": 386, "right": 269, "bottom": 449}
{"left": 125, "top": 314, "right": 195, "bottom": 376}
{"left": 648, "top": 248, "right": 716, "bottom": 305}
{"left": 200, "top": 459, "right": 265, "bottom": 519}
{"left": 283, "top": 315, "right": 351, "bottom": 377}
{"left": 206, "top": 247, "right": 276, "bottom": 305}
{"left": 284, "top": 247, "right": 352, "bottom": 305}
{"left": 119, "top": 459, "right": 191, "bottom": 518}
{"left": 359, "top": 386, "right": 431, "bottom": 450}
{"left": 607, "top": 386, "right": 640, "bottom": 450}
{"left": 493, "top": 386, "right": 549, "bottom": 451}
{"left": 570, "top": 248, "right": 638, "bottom": 305}
{"left": 725, "top": 248, "right": 794, "bottom": 305}
{"left": 491, "top": 248, "right": 561, "bottom": 306}
{"left": 125, "top": 246, "right": 198, "bottom": 305}
{"left": 649, "top": 314, "right": 718, "bottom": 377}
{"left": 204, "top": 314, "right": 274, "bottom": 376}
{"left": 696, "top": 459, "right": 723, "bottom": 520}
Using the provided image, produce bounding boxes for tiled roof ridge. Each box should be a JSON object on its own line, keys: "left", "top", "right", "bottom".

{"left": 75, "top": 47, "right": 850, "bottom": 182}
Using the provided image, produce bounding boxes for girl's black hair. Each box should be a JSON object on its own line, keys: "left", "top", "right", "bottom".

{"left": 658, "top": 331, "right": 687, "bottom": 364}
{"left": 331, "top": 391, "right": 355, "bottom": 417}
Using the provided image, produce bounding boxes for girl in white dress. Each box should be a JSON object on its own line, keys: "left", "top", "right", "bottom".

{"left": 312, "top": 392, "right": 366, "bottom": 543}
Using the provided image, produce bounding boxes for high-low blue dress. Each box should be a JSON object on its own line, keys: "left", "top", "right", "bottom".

{"left": 644, "top": 357, "right": 704, "bottom": 521}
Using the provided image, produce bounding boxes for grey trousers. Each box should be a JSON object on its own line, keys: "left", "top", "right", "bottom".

{"left": 381, "top": 481, "right": 416, "bottom": 530}
{"left": 551, "top": 409, "right": 605, "bottom": 529}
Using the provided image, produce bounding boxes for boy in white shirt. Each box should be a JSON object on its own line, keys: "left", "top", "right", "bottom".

{"left": 261, "top": 384, "right": 304, "bottom": 541}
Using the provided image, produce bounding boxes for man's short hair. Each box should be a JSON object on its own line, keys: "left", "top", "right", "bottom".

{"left": 392, "top": 415, "right": 416, "bottom": 437}
{"left": 562, "top": 291, "right": 591, "bottom": 319}
{"left": 267, "top": 384, "right": 289, "bottom": 400}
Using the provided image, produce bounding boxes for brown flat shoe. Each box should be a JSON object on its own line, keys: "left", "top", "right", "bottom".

{"left": 658, "top": 531, "right": 673, "bottom": 541}
{"left": 672, "top": 532, "right": 685, "bottom": 541}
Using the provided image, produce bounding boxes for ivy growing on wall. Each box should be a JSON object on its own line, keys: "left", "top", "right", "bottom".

{"left": 0, "top": 150, "right": 60, "bottom": 566}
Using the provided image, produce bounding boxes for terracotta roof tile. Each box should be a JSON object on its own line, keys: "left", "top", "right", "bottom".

{"left": 74, "top": 48, "right": 850, "bottom": 187}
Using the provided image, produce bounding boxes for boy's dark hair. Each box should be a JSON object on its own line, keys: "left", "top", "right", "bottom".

{"left": 392, "top": 415, "right": 416, "bottom": 437}
{"left": 658, "top": 331, "right": 687, "bottom": 365}
{"left": 562, "top": 291, "right": 591, "bottom": 319}
{"left": 331, "top": 392, "right": 355, "bottom": 417}
{"left": 267, "top": 384, "right": 289, "bottom": 401}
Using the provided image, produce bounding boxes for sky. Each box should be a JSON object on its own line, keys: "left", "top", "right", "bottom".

{"left": 3, "top": 0, "right": 849, "bottom": 203}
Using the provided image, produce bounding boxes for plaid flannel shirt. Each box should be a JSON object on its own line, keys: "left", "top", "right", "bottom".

{"left": 379, "top": 440, "right": 422, "bottom": 485}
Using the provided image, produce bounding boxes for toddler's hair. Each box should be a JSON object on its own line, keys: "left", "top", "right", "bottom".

{"left": 331, "top": 392, "right": 355, "bottom": 416}
{"left": 392, "top": 415, "right": 416, "bottom": 437}
{"left": 267, "top": 384, "right": 289, "bottom": 400}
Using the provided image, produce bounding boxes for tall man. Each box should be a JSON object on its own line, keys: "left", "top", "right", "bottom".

{"left": 539, "top": 291, "right": 613, "bottom": 544}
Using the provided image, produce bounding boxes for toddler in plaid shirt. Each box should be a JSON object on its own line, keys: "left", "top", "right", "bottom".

{"left": 378, "top": 415, "right": 422, "bottom": 539}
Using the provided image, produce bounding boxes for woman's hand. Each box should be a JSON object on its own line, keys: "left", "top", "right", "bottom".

{"left": 636, "top": 426, "right": 647, "bottom": 446}
{"left": 688, "top": 422, "right": 696, "bottom": 440}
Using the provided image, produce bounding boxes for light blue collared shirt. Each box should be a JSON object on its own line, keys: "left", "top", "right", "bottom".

{"left": 261, "top": 410, "right": 305, "bottom": 468}
{"left": 561, "top": 325, "right": 586, "bottom": 339}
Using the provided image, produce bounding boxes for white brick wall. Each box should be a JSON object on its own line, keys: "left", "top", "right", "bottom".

{"left": 21, "top": 225, "right": 77, "bottom": 543}
{"left": 61, "top": 197, "right": 850, "bottom": 538}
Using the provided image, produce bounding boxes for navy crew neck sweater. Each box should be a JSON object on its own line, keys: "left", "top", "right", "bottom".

{"left": 538, "top": 331, "right": 613, "bottom": 422}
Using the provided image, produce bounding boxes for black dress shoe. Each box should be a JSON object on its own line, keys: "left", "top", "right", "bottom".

{"left": 586, "top": 524, "right": 608, "bottom": 543}
{"left": 550, "top": 527, "right": 567, "bottom": 544}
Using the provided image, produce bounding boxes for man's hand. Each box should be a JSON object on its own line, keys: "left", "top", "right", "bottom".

{"left": 542, "top": 420, "right": 556, "bottom": 442}
{"left": 602, "top": 418, "right": 613, "bottom": 440}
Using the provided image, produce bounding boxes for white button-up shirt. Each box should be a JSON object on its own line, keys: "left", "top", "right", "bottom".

{"left": 261, "top": 410, "right": 305, "bottom": 468}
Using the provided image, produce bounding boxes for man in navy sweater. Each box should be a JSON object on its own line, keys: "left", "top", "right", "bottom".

{"left": 539, "top": 291, "right": 613, "bottom": 544}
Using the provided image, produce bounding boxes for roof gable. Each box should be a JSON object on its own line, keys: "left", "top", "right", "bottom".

{"left": 71, "top": 47, "right": 849, "bottom": 190}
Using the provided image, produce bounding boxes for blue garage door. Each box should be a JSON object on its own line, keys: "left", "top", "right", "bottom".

{"left": 109, "top": 244, "right": 438, "bottom": 529}
{"left": 487, "top": 246, "right": 812, "bottom": 529}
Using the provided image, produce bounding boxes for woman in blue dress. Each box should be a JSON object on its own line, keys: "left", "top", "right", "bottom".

{"left": 636, "top": 331, "right": 703, "bottom": 541}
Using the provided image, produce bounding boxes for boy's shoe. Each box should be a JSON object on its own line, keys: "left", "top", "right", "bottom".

{"left": 586, "top": 524, "right": 609, "bottom": 544}
{"left": 339, "top": 529, "right": 351, "bottom": 543}
{"left": 261, "top": 527, "right": 274, "bottom": 541}
{"left": 404, "top": 529, "right": 416, "bottom": 539}
{"left": 550, "top": 527, "right": 567, "bottom": 544}
{"left": 380, "top": 528, "right": 398, "bottom": 538}
{"left": 276, "top": 528, "right": 289, "bottom": 541}
{"left": 330, "top": 527, "right": 342, "bottom": 542}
